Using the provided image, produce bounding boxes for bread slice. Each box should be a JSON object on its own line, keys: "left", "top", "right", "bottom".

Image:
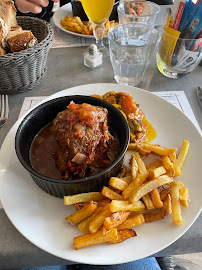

{"left": 0, "top": 0, "right": 38, "bottom": 54}
{"left": 0, "top": 0, "right": 18, "bottom": 32}
{"left": 6, "top": 30, "right": 38, "bottom": 52}
{"left": 0, "top": 44, "right": 6, "bottom": 55}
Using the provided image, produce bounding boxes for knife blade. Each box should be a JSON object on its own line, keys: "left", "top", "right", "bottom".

{"left": 196, "top": 86, "right": 202, "bottom": 108}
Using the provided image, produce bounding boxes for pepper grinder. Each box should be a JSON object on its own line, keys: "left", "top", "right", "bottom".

{"left": 84, "top": 44, "right": 103, "bottom": 69}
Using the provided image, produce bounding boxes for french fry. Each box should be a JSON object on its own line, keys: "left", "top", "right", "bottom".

{"left": 74, "top": 16, "right": 84, "bottom": 26}
{"left": 61, "top": 24, "right": 78, "bottom": 33}
{"left": 121, "top": 176, "right": 132, "bottom": 184}
{"left": 166, "top": 169, "right": 175, "bottom": 178}
{"left": 138, "top": 143, "right": 176, "bottom": 156}
{"left": 161, "top": 155, "right": 174, "bottom": 171}
{"left": 160, "top": 187, "right": 171, "bottom": 201}
{"left": 176, "top": 181, "right": 184, "bottom": 189}
{"left": 122, "top": 173, "right": 147, "bottom": 199}
{"left": 162, "top": 194, "right": 172, "bottom": 215}
{"left": 150, "top": 188, "right": 164, "bottom": 209}
{"left": 73, "top": 228, "right": 118, "bottom": 250}
{"left": 129, "top": 175, "right": 173, "bottom": 203}
{"left": 119, "top": 165, "right": 130, "bottom": 178}
{"left": 131, "top": 155, "right": 138, "bottom": 180}
{"left": 109, "top": 229, "right": 137, "bottom": 244}
{"left": 129, "top": 143, "right": 151, "bottom": 156}
{"left": 142, "top": 194, "right": 155, "bottom": 209}
{"left": 169, "top": 152, "right": 181, "bottom": 177}
{"left": 117, "top": 214, "right": 144, "bottom": 230}
{"left": 101, "top": 186, "right": 123, "bottom": 200}
{"left": 177, "top": 140, "right": 189, "bottom": 169}
{"left": 144, "top": 210, "right": 165, "bottom": 222}
{"left": 78, "top": 207, "right": 103, "bottom": 234}
{"left": 133, "top": 152, "right": 148, "bottom": 177}
{"left": 109, "top": 177, "right": 128, "bottom": 191}
{"left": 103, "top": 211, "right": 131, "bottom": 231}
{"left": 64, "top": 192, "right": 105, "bottom": 205}
{"left": 74, "top": 202, "right": 86, "bottom": 210}
{"left": 96, "top": 198, "right": 111, "bottom": 207}
{"left": 170, "top": 181, "right": 183, "bottom": 225}
{"left": 110, "top": 200, "right": 145, "bottom": 213}
{"left": 61, "top": 16, "right": 116, "bottom": 36}
{"left": 65, "top": 201, "right": 97, "bottom": 225}
{"left": 89, "top": 204, "right": 112, "bottom": 233}
{"left": 149, "top": 166, "right": 166, "bottom": 179}
{"left": 179, "top": 187, "right": 190, "bottom": 208}
{"left": 146, "top": 160, "right": 163, "bottom": 170}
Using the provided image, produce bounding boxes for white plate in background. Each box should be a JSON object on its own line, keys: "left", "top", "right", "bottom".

{"left": 53, "top": 3, "right": 95, "bottom": 39}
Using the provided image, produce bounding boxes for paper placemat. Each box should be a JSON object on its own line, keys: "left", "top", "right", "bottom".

{"left": 0, "top": 91, "right": 200, "bottom": 209}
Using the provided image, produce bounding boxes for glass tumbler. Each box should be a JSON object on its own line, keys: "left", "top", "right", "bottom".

{"left": 108, "top": 23, "right": 159, "bottom": 86}
{"left": 117, "top": 1, "right": 160, "bottom": 26}
{"left": 156, "top": 31, "right": 202, "bottom": 78}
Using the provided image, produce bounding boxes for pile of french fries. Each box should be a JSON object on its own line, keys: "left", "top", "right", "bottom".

{"left": 61, "top": 16, "right": 118, "bottom": 36}
{"left": 64, "top": 140, "right": 190, "bottom": 250}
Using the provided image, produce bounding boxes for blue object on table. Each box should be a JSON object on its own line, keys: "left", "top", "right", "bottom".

{"left": 14, "top": 258, "right": 161, "bottom": 270}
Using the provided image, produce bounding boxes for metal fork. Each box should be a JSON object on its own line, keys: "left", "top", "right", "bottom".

{"left": 0, "top": 95, "right": 9, "bottom": 128}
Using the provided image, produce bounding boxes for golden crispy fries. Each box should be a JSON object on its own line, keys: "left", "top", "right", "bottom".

{"left": 109, "top": 177, "right": 128, "bottom": 191}
{"left": 78, "top": 207, "right": 103, "bottom": 234}
{"left": 161, "top": 155, "right": 174, "bottom": 171}
{"left": 65, "top": 201, "right": 97, "bottom": 225}
{"left": 101, "top": 186, "right": 123, "bottom": 200}
{"left": 73, "top": 228, "right": 118, "bottom": 250}
{"left": 177, "top": 140, "right": 189, "bottom": 169}
{"left": 110, "top": 200, "right": 145, "bottom": 213}
{"left": 162, "top": 194, "right": 172, "bottom": 215}
{"left": 119, "top": 165, "right": 130, "bottom": 178}
{"left": 117, "top": 214, "right": 144, "bottom": 230}
{"left": 142, "top": 194, "right": 155, "bottom": 209}
{"left": 139, "top": 143, "right": 176, "bottom": 156}
{"left": 131, "top": 155, "right": 138, "bottom": 180}
{"left": 160, "top": 187, "right": 171, "bottom": 201}
{"left": 121, "top": 176, "right": 132, "bottom": 185}
{"left": 74, "top": 202, "right": 86, "bottom": 210}
{"left": 179, "top": 187, "right": 190, "bottom": 208}
{"left": 170, "top": 181, "right": 183, "bottom": 225}
{"left": 169, "top": 152, "right": 181, "bottom": 177}
{"left": 64, "top": 192, "right": 105, "bottom": 205}
{"left": 129, "top": 175, "right": 173, "bottom": 203}
{"left": 146, "top": 160, "right": 162, "bottom": 170}
{"left": 133, "top": 152, "right": 148, "bottom": 177}
{"left": 144, "top": 210, "right": 165, "bottom": 222}
{"left": 122, "top": 173, "right": 147, "bottom": 200}
{"left": 89, "top": 204, "right": 112, "bottom": 233}
{"left": 176, "top": 181, "right": 184, "bottom": 188}
{"left": 104, "top": 211, "right": 131, "bottom": 231}
{"left": 64, "top": 140, "right": 190, "bottom": 249}
{"left": 150, "top": 188, "right": 164, "bottom": 209}
{"left": 129, "top": 143, "right": 151, "bottom": 156}
{"left": 61, "top": 16, "right": 116, "bottom": 36}
{"left": 149, "top": 166, "right": 166, "bottom": 179}
{"left": 109, "top": 229, "right": 137, "bottom": 244}
{"left": 74, "top": 16, "right": 83, "bottom": 26}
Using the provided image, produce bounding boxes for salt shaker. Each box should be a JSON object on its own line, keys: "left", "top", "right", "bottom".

{"left": 84, "top": 44, "right": 103, "bottom": 69}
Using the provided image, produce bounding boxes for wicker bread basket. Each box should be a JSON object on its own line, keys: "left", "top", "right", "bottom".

{"left": 0, "top": 16, "right": 54, "bottom": 94}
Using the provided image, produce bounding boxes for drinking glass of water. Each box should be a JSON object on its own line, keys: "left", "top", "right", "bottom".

{"left": 108, "top": 23, "right": 159, "bottom": 86}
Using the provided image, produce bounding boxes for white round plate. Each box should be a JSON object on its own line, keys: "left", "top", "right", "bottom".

{"left": 0, "top": 83, "right": 202, "bottom": 265}
{"left": 53, "top": 3, "right": 95, "bottom": 39}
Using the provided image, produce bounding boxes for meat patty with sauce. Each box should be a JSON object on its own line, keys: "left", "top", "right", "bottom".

{"left": 52, "top": 101, "right": 120, "bottom": 180}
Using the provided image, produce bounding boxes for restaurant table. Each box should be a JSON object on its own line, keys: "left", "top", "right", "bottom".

{"left": 0, "top": 6, "right": 202, "bottom": 270}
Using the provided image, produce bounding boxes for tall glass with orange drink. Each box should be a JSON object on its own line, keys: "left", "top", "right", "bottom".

{"left": 80, "top": 0, "right": 115, "bottom": 58}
